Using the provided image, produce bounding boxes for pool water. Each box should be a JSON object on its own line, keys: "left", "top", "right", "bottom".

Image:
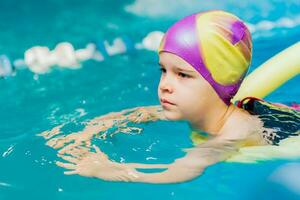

{"left": 0, "top": 0, "right": 300, "bottom": 199}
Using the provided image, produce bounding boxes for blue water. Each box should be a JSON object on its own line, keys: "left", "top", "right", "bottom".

{"left": 0, "top": 0, "right": 300, "bottom": 199}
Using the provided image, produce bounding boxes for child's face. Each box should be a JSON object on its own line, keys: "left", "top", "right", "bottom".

{"left": 158, "top": 52, "right": 219, "bottom": 122}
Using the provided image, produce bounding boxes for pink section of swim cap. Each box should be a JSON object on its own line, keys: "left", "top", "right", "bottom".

{"left": 231, "top": 21, "right": 247, "bottom": 45}
{"left": 159, "top": 13, "right": 244, "bottom": 105}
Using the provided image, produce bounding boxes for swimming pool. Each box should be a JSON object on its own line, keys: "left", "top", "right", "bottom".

{"left": 0, "top": 0, "right": 300, "bottom": 199}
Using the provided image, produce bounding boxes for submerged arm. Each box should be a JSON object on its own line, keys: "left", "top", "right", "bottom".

{"left": 58, "top": 139, "right": 238, "bottom": 184}
{"left": 128, "top": 139, "right": 238, "bottom": 183}
{"left": 90, "top": 105, "right": 166, "bottom": 124}
{"left": 38, "top": 105, "right": 166, "bottom": 150}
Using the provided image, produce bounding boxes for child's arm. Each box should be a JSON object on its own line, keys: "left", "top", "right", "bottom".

{"left": 56, "top": 139, "right": 238, "bottom": 184}
{"left": 38, "top": 105, "right": 166, "bottom": 151}
{"left": 90, "top": 105, "right": 166, "bottom": 124}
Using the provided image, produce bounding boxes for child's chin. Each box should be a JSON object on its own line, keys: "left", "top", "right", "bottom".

{"left": 162, "top": 110, "right": 182, "bottom": 121}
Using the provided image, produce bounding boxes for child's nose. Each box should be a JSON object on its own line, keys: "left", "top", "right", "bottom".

{"left": 159, "top": 75, "right": 174, "bottom": 93}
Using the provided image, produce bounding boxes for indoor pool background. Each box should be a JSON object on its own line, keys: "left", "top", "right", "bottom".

{"left": 0, "top": 0, "right": 300, "bottom": 199}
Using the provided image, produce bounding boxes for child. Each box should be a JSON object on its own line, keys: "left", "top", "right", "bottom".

{"left": 40, "top": 10, "right": 300, "bottom": 183}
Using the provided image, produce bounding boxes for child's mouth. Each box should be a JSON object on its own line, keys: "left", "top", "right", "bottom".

{"left": 160, "top": 98, "right": 175, "bottom": 106}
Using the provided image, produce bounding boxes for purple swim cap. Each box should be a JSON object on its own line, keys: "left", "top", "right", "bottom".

{"left": 158, "top": 10, "right": 252, "bottom": 105}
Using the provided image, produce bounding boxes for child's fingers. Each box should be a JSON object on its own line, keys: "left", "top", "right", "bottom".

{"left": 93, "top": 145, "right": 107, "bottom": 158}
{"left": 38, "top": 124, "right": 64, "bottom": 139}
{"left": 56, "top": 161, "right": 77, "bottom": 170}
{"left": 75, "top": 145, "right": 90, "bottom": 152}
{"left": 47, "top": 135, "right": 70, "bottom": 149}
{"left": 57, "top": 154, "right": 78, "bottom": 164}
{"left": 75, "top": 146, "right": 92, "bottom": 156}
{"left": 58, "top": 143, "right": 79, "bottom": 155}
{"left": 72, "top": 146, "right": 91, "bottom": 157}
{"left": 64, "top": 170, "right": 78, "bottom": 175}
{"left": 65, "top": 150, "right": 86, "bottom": 159}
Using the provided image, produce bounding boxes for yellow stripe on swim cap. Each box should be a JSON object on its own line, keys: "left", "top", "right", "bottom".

{"left": 196, "top": 12, "right": 250, "bottom": 85}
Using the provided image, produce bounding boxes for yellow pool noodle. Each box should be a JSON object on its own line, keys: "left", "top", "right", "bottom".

{"left": 191, "top": 132, "right": 300, "bottom": 163}
{"left": 232, "top": 42, "right": 300, "bottom": 102}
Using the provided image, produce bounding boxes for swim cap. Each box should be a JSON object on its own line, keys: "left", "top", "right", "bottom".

{"left": 158, "top": 10, "right": 252, "bottom": 105}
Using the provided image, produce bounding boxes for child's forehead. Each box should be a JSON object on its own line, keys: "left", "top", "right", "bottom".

{"left": 159, "top": 52, "right": 196, "bottom": 72}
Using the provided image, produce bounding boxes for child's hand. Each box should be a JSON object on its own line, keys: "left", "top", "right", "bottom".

{"left": 56, "top": 145, "right": 139, "bottom": 182}
{"left": 38, "top": 124, "right": 64, "bottom": 139}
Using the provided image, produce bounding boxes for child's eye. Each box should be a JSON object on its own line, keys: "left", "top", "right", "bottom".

{"left": 178, "top": 72, "right": 191, "bottom": 78}
{"left": 159, "top": 68, "right": 166, "bottom": 73}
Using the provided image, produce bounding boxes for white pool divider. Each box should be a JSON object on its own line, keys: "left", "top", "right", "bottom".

{"left": 0, "top": 31, "right": 164, "bottom": 77}
{"left": 1, "top": 14, "right": 300, "bottom": 78}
